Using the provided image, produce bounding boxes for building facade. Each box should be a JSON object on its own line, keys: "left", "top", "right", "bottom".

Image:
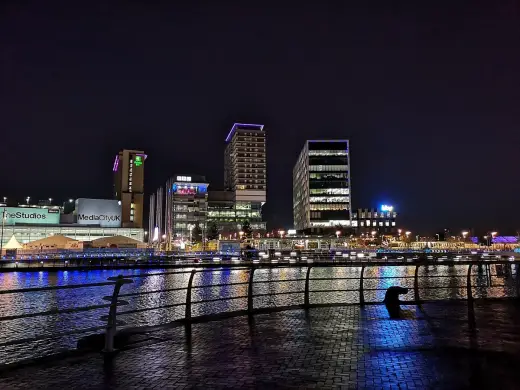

{"left": 113, "top": 149, "right": 146, "bottom": 228}
{"left": 293, "top": 140, "right": 351, "bottom": 231}
{"left": 352, "top": 207, "right": 397, "bottom": 235}
{"left": 164, "top": 175, "right": 209, "bottom": 248}
{"left": 223, "top": 123, "right": 267, "bottom": 227}
{"left": 0, "top": 202, "right": 144, "bottom": 250}
{"left": 207, "top": 190, "right": 266, "bottom": 236}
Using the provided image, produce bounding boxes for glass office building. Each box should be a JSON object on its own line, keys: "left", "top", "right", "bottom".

{"left": 293, "top": 140, "right": 351, "bottom": 231}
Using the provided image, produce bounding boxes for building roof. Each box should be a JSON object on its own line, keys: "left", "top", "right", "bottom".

{"left": 225, "top": 123, "right": 265, "bottom": 142}
{"left": 4, "top": 235, "right": 22, "bottom": 249}
{"left": 91, "top": 235, "right": 145, "bottom": 248}
{"left": 23, "top": 234, "right": 80, "bottom": 248}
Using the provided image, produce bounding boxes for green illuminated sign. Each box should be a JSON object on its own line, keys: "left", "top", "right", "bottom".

{"left": 134, "top": 156, "right": 143, "bottom": 167}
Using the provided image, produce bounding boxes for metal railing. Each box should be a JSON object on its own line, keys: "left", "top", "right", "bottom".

{"left": 0, "top": 260, "right": 519, "bottom": 361}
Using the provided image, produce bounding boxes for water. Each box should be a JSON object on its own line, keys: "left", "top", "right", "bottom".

{"left": 0, "top": 264, "right": 517, "bottom": 365}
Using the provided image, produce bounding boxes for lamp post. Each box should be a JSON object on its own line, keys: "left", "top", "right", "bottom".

{"left": 26, "top": 197, "right": 30, "bottom": 205}
{"left": 0, "top": 209, "right": 6, "bottom": 257}
{"left": 491, "top": 231, "right": 497, "bottom": 249}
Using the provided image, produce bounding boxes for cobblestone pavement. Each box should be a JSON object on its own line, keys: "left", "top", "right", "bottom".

{"left": 2, "top": 301, "right": 520, "bottom": 389}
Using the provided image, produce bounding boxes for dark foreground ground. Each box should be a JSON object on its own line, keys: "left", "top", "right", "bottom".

{"left": 2, "top": 300, "right": 520, "bottom": 389}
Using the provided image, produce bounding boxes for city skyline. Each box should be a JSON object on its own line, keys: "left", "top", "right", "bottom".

{"left": 1, "top": 2, "right": 519, "bottom": 233}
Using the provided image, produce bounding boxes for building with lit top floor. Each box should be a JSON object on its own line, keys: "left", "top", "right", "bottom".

{"left": 293, "top": 140, "right": 351, "bottom": 233}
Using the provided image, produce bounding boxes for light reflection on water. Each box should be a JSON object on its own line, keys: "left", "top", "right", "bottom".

{"left": 0, "top": 264, "right": 517, "bottom": 365}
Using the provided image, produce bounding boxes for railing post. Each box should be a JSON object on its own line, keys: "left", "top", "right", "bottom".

{"left": 102, "top": 275, "right": 132, "bottom": 354}
{"left": 516, "top": 264, "right": 520, "bottom": 297}
{"left": 414, "top": 265, "right": 420, "bottom": 304}
{"left": 467, "top": 263, "right": 476, "bottom": 330}
{"left": 248, "top": 267, "right": 256, "bottom": 314}
{"left": 185, "top": 269, "right": 197, "bottom": 321}
{"left": 304, "top": 266, "right": 312, "bottom": 308}
{"left": 466, "top": 263, "right": 474, "bottom": 302}
{"left": 359, "top": 266, "right": 365, "bottom": 305}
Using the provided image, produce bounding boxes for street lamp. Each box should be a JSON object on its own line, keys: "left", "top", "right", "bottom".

{"left": 335, "top": 230, "right": 341, "bottom": 239}
{"left": 48, "top": 198, "right": 52, "bottom": 204}
{"left": 239, "top": 231, "right": 244, "bottom": 240}
{"left": 69, "top": 199, "right": 74, "bottom": 203}
{"left": 26, "top": 197, "right": 30, "bottom": 205}
{"left": 2, "top": 197, "right": 6, "bottom": 204}
{"left": 278, "top": 230, "right": 285, "bottom": 238}
{"left": 0, "top": 209, "right": 6, "bottom": 257}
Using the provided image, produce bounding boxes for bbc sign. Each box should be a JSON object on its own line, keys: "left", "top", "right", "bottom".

{"left": 76, "top": 198, "right": 122, "bottom": 228}
{"left": 0, "top": 207, "right": 60, "bottom": 225}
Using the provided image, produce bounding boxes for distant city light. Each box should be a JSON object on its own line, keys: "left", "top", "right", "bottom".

{"left": 381, "top": 205, "right": 394, "bottom": 212}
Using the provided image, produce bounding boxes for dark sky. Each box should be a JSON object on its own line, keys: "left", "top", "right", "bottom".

{"left": 1, "top": 1, "right": 520, "bottom": 235}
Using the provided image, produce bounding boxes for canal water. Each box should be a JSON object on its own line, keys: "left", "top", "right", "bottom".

{"left": 0, "top": 264, "right": 517, "bottom": 365}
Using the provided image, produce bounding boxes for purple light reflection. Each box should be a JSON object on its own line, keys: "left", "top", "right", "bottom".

{"left": 112, "top": 155, "right": 119, "bottom": 172}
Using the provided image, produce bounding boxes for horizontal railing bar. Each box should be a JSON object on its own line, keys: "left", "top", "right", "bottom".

{"left": 192, "top": 295, "right": 249, "bottom": 304}
{"left": 307, "top": 277, "right": 360, "bottom": 281}
{"left": 0, "top": 281, "right": 117, "bottom": 295}
{"left": 309, "top": 289, "right": 358, "bottom": 294}
{"left": 252, "top": 291, "right": 304, "bottom": 298}
{"left": 129, "top": 267, "right": 252, "bottom": 279}
{"left": 0, "top": 303, "right": 113, "bottom": 322}
{"left": 117, "top": 302, "right": 186, "bottom": 316}
{"left": 192, "top": 281, "right": 250, "bottom": 289}
{"left": 129, "top": 270, "right": 197, "bottom": 278}
{"left": 252, "top": 278, "right": 306, "bottom": 284}
{"left": 119, "top": 287, "right": 188, "bottom": 297}
{"left": 0, "top": 325, "right": 106, "bottom": 348}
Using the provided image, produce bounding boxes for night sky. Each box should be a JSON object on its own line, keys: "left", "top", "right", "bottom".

{"left": 1, "top": 2, "right": 520, "bottom": 235}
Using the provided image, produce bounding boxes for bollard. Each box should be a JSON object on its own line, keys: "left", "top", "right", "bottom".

{"left": 247, "top": 267, "right": 256, "bottom": 314}
{"left": 304, "top": 266, "right": 313, "bottom": 308}
{"left": 384, "top": 286, "right": 408, "bottom": 318}
{"left": 102, "top": 275, "right": 132, "bottom": 354}
{"left": 359, "top": 266, "right": 365, "bottom": 305}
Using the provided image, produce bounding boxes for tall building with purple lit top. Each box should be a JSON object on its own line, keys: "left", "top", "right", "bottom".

{"left": 113, "top": 149, "right": 146, "bottom": 228}
{"left": 223, "top": 123, "right": 267, "bottom": 231}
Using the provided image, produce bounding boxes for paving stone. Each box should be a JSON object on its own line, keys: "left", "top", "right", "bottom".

{"left": 2, "top": 301, "right": 520, "bottom": 388}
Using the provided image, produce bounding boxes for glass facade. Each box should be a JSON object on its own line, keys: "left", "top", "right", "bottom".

{"left": 293, "top": 140, "right": 351, "bottom": 230}
{"left": 0, "top": 225, "right": 144, "bottom": 247}
{"left": 207, "top": 191, "right": 266, "bottom": 234}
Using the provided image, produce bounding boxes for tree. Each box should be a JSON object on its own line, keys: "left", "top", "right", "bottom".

{"left": 192, "top": 222, "right": 203, "bottom": 243}
{"left": 241, "top": 220, "right": 252, "bottom": 239}
{"left": 206, "top": 222, "right": 219, "bottom": 241}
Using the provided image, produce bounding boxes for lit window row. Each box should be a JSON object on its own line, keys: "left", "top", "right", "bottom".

{"left": 308, "top": 150, "right": 348, "bottom": 156}
{"left": 309, "top": 196, "right": 349, "bottom": 203}
{"left": 309, "top": 173, "right": 348, "bottom": 180}
{"left": 310, "top": 188, "right": 349, "bottom": 195}
{"left": 310, "top": 203, "right": 348, "bottom": 210}
{"left": 309, "top": 165, "right": 348, "bottom": 172}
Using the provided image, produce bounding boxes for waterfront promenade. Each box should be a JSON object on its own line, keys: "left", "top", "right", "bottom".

{"left": 1, "top": 301, "right": 520, "bottom": 389}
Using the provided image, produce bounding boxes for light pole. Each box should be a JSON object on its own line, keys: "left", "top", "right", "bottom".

{"left": 491, "top": 231, "right": 497, "bottom": 249}
{"left": 26, "top": 197, "right": 30, "bottom": 205}
{"left": 0, "top": 209, "right": 6, "bottom": 257}
{"left": 405, "top": 231, "right": 411, "bottom": 249}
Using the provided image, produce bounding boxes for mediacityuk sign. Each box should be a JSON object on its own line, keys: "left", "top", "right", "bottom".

{"left": 76, "top": 198, "right": 122, "bottom": 228}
